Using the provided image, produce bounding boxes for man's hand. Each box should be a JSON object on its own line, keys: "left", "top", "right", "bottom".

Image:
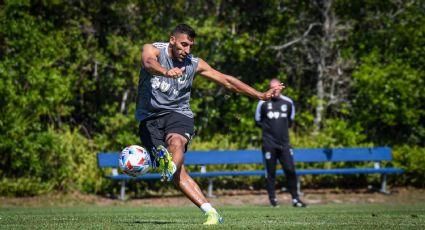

{"left": 164, "top": 67, "right": 186, "bottom": 79}
{"left": 259, "top": 82, "right": 285, "bottom": 101}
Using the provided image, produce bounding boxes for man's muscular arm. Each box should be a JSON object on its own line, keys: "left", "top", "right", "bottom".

{"left": 196, "top": 58, "right": 284, "bottom": 100}
{"left": 141, "top": 44, "right": 185, "bottom": 78}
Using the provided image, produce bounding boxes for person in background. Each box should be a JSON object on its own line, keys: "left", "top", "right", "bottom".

{"left": 136, "top": 24, "right": 284, "bottom": 225}
{"left": 255, "top": 78, "right": 307, "bottom": 208}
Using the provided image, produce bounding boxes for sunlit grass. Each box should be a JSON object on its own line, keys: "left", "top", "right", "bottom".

{"left": 1, "top": 203, "right": 424, "bottom": 229}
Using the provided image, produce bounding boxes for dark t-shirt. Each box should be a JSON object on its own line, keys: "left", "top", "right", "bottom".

{"left": 255, "top": 95, "right": 295, "bottom": 149}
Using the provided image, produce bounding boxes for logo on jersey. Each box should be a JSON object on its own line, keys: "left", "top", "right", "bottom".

{"left": 151, "top": 74, "right": 189, "bottom": 95}
{"left": 151, "top": 76, "right": 172, "bottom": 93}
{"left": 267, "top": 102, "right": 272, "bottom": 110}
{"left": 159, "top": 81, "right": 171, "bottom": 92}
{"left": 151, "top": 77, "right": 161, "bottom": 89}
{"left": 281, "top": 104, "right": 287, "bottom": 112}
{"left": 267, "top": 111, "right": 280, "bottom": 119}
{"left": 172, "top": 89, "right": 179, "bottom": 96}
{"left": 177, "top": 74, "right": 188, "bottom": 84}
{"left": 267, "top": 111, "right": 287, "bottom": 119}
{"left": 265, "top": 152, "right": 271, "bottom": 160}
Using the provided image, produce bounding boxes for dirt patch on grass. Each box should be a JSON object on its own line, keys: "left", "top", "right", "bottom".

{"left": 1, "top": 187, "right": 424, "bottom": 208}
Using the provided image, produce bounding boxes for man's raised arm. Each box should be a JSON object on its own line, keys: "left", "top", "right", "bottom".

{"left": 141, "top": 43, "right": 186, "bottom": 78}
{"left": 196, "top": 58, "right": 284, "bottom": 101}
{"left": 141, "top": 44, "right": 167, "bottom": 76}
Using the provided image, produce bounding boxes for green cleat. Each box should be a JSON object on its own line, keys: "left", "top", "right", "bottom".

{"left": 203, "top": 211, "right": 224, "bottom": 225}
{"left": 155, "top": 145, "right": 174, "bottom": 182}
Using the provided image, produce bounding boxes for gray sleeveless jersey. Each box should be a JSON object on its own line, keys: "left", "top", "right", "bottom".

{"left": 135, "top": 42, "right": 199, "bottom": 121}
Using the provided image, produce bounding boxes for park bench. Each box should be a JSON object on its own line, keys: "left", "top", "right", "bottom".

{"left": 97, "top": 147, "right": 404, "bottom": 200}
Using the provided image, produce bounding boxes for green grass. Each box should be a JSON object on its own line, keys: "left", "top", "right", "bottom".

{"left": 0, "top": 203, "right": 424, "bottom": 229}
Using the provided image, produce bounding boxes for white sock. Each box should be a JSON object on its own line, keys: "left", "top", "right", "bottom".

{"left": 200, "top": 203, "right": 217, "bottom": 214}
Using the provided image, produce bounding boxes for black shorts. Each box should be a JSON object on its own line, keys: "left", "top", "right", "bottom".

{"left": 138, "top": 112, "right": 195, "bottom": 156}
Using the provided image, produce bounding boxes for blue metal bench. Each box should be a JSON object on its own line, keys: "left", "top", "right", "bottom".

{"left": 97, "top": 147, "right": 404, "bottom": 200}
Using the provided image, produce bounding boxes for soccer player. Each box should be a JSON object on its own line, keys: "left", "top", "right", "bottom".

{"left": 255, "top": 78, "right": 307, "bottom": 208}
{"left": 136, "top": 23, "right": 283, "bottom": 225}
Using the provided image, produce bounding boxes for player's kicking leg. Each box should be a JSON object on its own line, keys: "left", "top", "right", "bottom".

{"left": 174, "top": 165, "right": 224, "bottom": 225}
{"left": 165, "top": 133, "right": 224, "bottom": 225}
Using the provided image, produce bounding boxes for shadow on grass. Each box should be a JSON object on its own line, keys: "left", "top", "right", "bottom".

{"left": 124, "top": 220, "right": 174, "bottom": 225}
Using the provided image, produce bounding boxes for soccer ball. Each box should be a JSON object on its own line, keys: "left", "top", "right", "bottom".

{"left": 118, "top": 145, "right": 151, "bottom": 177}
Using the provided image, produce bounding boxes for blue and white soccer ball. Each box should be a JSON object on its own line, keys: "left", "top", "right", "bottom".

{"left": 119, "top": 145, "right": 151, "bottom": 177}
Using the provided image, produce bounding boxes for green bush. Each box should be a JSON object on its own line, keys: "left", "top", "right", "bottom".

{"left": 0, "top": 127, "right": 103, "bottom": 196}
{"left": 392, "top": 145, "right": 425, "bottom": 187}
{"left": 0, "top": 177, "right": 53, "bottom": 197}
{"left": 291, "top": 119, "right": 369, "bottom": 148}
{"left": 3, "top": 120, "right": 425, "bottom": 197}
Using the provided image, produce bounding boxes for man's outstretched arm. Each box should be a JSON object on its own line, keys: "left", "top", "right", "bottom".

{"left": 197, "top": 58, "right": 284, "bottom": 100}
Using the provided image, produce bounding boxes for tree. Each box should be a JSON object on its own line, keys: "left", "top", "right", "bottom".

{"left": 270, "top": 0, "right": 354, "bottom": 132}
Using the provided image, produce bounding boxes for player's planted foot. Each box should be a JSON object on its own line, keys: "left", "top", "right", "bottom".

{"left": 292, "top": 198, "right": 307, "bottom": 208}
{"left": 203, "top": 211, "right": 224, "bottom": 225}
{"left": 270, "top": 198, "right": 279, "bottom": 208}
{"left": 155, "top": 145, "right": 174, "bottom": 182}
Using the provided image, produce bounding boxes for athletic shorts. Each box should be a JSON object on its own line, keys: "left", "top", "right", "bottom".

{"left": 138, "top": 112, "right": 195, "bottom": 156}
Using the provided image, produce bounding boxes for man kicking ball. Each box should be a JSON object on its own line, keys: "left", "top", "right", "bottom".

{"left": 136, "top": 23, "right": 283, "bottom": 225}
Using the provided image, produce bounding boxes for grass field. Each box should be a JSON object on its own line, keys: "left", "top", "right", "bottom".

{"left": 1, "top": 203, "right": 424, "bottom": 229}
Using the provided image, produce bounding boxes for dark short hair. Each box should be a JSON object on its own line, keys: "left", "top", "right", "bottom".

{"left": 171, "top": 23, "right": 196, "bottom": 39}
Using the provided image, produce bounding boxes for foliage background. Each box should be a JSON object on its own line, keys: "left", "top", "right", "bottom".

{"left": 0, "top": 0, "right": 424, "bottom": 196}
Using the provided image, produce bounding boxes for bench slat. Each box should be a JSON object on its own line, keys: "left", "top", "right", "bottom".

{"left": 97, "top": 147, "right": 403, "bottom": 199}
{"left": 97, "top": 152, "right": 120, "bottom": 167}
{"left": 97, "top": 147, "right": 394, "bottom": 168}
{"left": 104, "top": 167, "right": 404, "bottom": 181}
{"left": 186, "top": 147, "right": 393, "bottom": 165}
{"left": 185, "top": 150, "right": 262, "bottom": 165}
{"left": 97, "top": 147, "right": 403, "bottom": 181}
{"left": 294, "top": 147, "right": 393, "bottom": 162}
